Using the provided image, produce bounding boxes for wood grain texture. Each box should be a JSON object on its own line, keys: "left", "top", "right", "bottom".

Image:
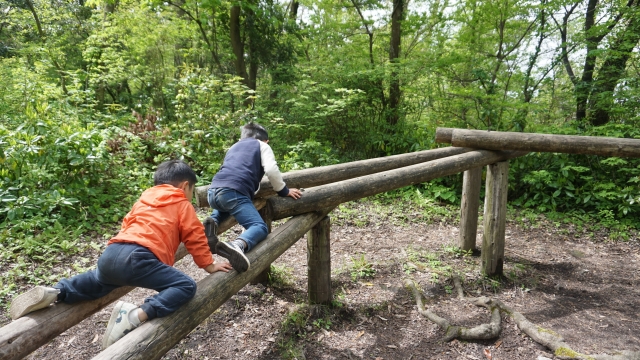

{"left": 268, "top": 150, "right": 527, "bottom": 220}
{"left": 481, "top": 161, "right": 509, "bottom": 276}
{"left": 307, "top": 216, "right": 332, "bottom": 305}
{"left": 435, "top": 128, "right": 640, "bottom": 158}
{"left": 459, "top": 167, "right": 482, "bottom": 251}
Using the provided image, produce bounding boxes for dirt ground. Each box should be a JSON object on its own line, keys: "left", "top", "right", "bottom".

{"left": 2, "top": 200, "right": 640, "bottom": 360}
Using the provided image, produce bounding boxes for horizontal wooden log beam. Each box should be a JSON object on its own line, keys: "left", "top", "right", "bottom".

{"left": 435, "top": 127, "right": 454, "bottom": 144}
{"left": 268, "top": 150, "right": 528, "bottom": 220}
{"left": 92, "top": 207, "right": 334, "bottom": 360}
{"left": 435, "top": 128, "right": 640, "bottom": 158}
{"left": 0, "top": 201, "right": 263, "bottom": 360}
{"left": 195, "top": 147, "right": 472, "bottom": 207}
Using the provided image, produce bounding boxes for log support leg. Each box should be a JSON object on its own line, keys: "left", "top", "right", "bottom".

{"left": 251, "top": 206, "right": 273, "bottom": 285}
{"left": 459, "top": 167, "right": 482, "bottom": 252}
{"left": 307, "top": 216, "right": 332, "bottom": 305}
{"left": 481, "top": 161, "right": 509, "bottom": 276}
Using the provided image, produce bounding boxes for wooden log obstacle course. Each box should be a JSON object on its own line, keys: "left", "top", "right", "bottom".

{"left": 3, "top": 128, "right": 638, "bottom": 359}
{"left": 435, "top": 127, "right": 640, "bottom": 277}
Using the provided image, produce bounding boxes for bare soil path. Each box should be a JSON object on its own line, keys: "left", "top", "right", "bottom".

{"left": 2, "top": 200, "right": 639, "bottom": 360}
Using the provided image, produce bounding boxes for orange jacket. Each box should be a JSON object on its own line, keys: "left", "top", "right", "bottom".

{"left": 108, "top": 184, "right": 213, "bottom": 268}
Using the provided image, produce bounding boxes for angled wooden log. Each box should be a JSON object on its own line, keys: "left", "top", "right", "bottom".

{"left": 435, "top": 128, "right": 640, "bottom": 158}
{"left": 0, "top": 200, "right": 263, "bottom": 360}
{"left": 195, "top": 147, "right": 472, "bottom": 207}
{"left": 459, "top": 167, "right": 482, "bottom": 251}
{"left": 92, "top": 207, "right": 334, "bottom": 360}
{"left": 268, "top": 150, "right": 528, "bottom": 220}
{"left": 482, "top": 161, "right": 509, "bottom": 276}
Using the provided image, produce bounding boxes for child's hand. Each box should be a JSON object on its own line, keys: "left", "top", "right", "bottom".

{"left": 205, "top": 261, "right": 233, "bottom": 273}
{"left": 287, "top": 188, "right": 303, "bottom": 200}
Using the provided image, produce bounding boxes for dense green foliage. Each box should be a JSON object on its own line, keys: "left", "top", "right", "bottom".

{"left": 1, "top": 0, "right": 639, "bottom": 281}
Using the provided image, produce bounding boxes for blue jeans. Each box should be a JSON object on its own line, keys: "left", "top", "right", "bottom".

{"left": 208, "top": 187, "right": 268, "bottom": 252}
{"left": 54, "top": 243, "right": 196, "bottom": 320}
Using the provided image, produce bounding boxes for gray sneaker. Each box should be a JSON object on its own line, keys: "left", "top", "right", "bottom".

{"left": 102, "top": 301, "right": 139, "bottom": 349}
{"left": 203, "top": 217, "right": 219, "bottom": 254}
{"left": 10, "top": 286, "right": 60, "bottom": 320}
{"left": 216, "top": 239, "right": 250, "bottom": 272}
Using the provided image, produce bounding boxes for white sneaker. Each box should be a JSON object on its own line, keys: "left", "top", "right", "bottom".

{"left": 10, "top": 286, "right": 60, "bottom": 320}
{"left": 102, "top": 301, "right": 139, "bottom": 349}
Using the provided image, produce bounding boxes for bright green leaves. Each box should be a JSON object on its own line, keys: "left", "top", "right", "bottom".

{"left": 511, "top": 124, "right": 640, "bottom": 218}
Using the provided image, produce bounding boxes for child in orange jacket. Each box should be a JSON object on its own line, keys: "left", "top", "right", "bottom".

{"left": 9, "top": 160, "right": 232, "bottom": 349}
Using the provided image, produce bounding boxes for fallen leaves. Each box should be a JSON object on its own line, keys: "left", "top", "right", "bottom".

{"left": 483, "top": 348, "right": 492, "bottom": 359}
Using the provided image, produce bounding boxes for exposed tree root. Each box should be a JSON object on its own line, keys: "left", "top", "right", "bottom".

{"left": 404, "top": 278, "right": 640, "bottom": 360}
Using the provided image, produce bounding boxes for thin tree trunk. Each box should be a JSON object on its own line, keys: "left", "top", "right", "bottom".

{"left": 289, "top": 0, "right": 299, "bottom": 19}
{"left": 230, "top": 5, "right": 249, "bottom": 86}
{"left": 576, "top": 0, "right": 599, "bottom": 123}
{"left": 387, "top": 0, "right": 404, "bottom": 125}
{"left": 514, "top": 7, "right": 546, "bottom": 131}
{"left": 351, "top": 0, "right": 387, "bottom": 109}
{"left": 24, "top": 0, "right": 44, "bottom": 37}
{"left": 588, "top": 1, "right": 640, "bottom": 126}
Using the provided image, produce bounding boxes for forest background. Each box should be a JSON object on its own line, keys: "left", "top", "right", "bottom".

{"left": 0, "top": 0, "right": 639, "bottom": 303}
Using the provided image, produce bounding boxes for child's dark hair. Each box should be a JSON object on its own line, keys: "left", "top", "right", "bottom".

{"left": 154, "top": 160, "right": 197, "bottom": 187}
{"left": 241, "top": 122, "right": 269, "bottom": 141}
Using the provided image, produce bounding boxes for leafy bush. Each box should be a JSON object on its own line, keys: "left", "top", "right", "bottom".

{"left": 510, "top": 123, "right": 640, "bottom": 223}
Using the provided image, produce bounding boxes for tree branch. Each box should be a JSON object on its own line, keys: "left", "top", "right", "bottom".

{"left": 406, "top": 276, "right": 640, "bottom": 360}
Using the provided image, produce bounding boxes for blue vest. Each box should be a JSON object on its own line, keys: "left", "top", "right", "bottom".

{"left": 210, "top": 138, "right": 265, "bottom": 200}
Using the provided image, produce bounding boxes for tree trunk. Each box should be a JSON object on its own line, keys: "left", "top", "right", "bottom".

{"left": 514, "top": 6, "right": 546, "bottom": 132}
{"left": 24, "top": 0, "right": 44, "bottom": 37}
{"left": 246, "top": 5, "right": 258, "bottom": 92}
{"left": 575, "top": 0, "right": 599, "bottom": 123}
{"left": 230, "top": 5, "right": 248, "bottom": 87}
{"left": 289, "top": 0, "right": 299, "bottom": 19}
{"left": 587, "top": 1, "right": 640, "bottom": 126}
{"left": 387, "top": 0, "right": 404, "bottom": 125}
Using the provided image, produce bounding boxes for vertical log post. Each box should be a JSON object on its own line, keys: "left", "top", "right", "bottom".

{"left": 481, "top": 161, "right": 509, "bottom": 276}
{"left": 307, "top": 216, "right": 332, "bottom": 305}
{"left": 251, "top": 205, "right": 273, "bottom": 284}
{"left": 459, "top": 167, "right": 482, "bottom": 252}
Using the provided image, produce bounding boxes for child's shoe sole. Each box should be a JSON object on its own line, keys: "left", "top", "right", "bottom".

{"left": 203, "top": 217, "right": 219, "bottom": 254}
{"left": 10, "top": 286, "right": 59, "bottom": 320}
{"left": 216, "top": 242, "right": 250, "bottom": 273}
{"left": 102, "top": 301, "right": 138, "bottom": 349}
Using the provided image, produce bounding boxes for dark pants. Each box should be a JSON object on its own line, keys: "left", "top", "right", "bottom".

{"left": 55, "top": 243, "right": 196, "bottom": 320}
{"left": 208, "top": 187, "right": 269, "bottom": 252}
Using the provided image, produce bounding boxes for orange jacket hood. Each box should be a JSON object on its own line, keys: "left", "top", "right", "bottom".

{"left": 108, "top": 184, "right": 213, "bottom": 268}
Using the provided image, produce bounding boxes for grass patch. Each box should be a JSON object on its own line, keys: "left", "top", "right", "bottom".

{"left": 268, "top": 264, "right": 295, "bottom": 289}
{"left": 403, "top": 245, "right": 455, "bottom": 284}
{"left": 349, "top": 254, "right": 376, "bottom": 281}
